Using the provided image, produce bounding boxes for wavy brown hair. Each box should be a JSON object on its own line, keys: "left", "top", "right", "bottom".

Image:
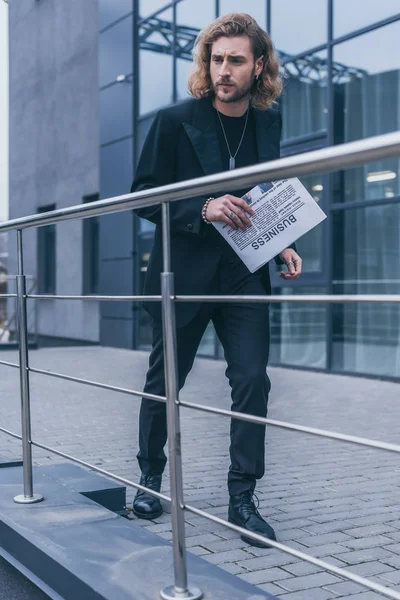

{"left": 188, "top": 13, "right": 282, "bottom": 110}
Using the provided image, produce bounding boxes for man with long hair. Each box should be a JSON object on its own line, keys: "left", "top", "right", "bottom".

{"left": 131, "top": 13, "right": 302, "bottom": 546}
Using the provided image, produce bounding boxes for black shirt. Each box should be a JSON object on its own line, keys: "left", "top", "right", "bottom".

{"left": 214, "top": 108, "right": 258, "bottom": 199}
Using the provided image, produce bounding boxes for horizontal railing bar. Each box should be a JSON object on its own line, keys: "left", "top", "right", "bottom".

{"left": 20, "top": 294, "right": 400, "bottom": 304}
{"left": 28, "top": 367, "right": 166, "bottom": 403}
{"left": 0, "top": 131, "right": 399, "bottom": 233}
{"left": 0, "top": 360, "right": 20, "bottom": 369}
{"left": 176, "top": 294, "right": 400, "bottom": 304}
{"left": 27, "top": 294, "right": 161, "bottom": 302}
{"left": 179, "top": 400, "right": 400, "bottom": 454}
{"left": 30, "top": 439, "right": 171, "bottom": 503}
{"left": 0, "top": 294, "right": 17, "bottom": 298}
{"left": 2, "top": 275, "right": 35, "bottom": 279}
{"left": 0, "top": 426, "right": 22, "bottom": 441}
{"left": 184, "top": 504, "right": 400, "bottom": 600}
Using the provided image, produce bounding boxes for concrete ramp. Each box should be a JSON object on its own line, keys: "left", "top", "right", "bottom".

{"left": 0, "top": 458, "right": 276, "bottom": 600}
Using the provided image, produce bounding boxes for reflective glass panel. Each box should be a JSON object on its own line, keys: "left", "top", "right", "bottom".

{"left": 176, "top": 0, "right": 216, "bottom": 100}
{"left": 100, "top": 83, "right": 132, "bottom": 144}
{"left": 140, "top": 8, "right": 173, "bottom": 114}
{"left": 334, "top": 0, "right": 400, "bottom": 38}
{"left": 136, "top": 117, "right": 157, "bottom": 233}
{"left": 198, "top": 322, "right": 217, "bottom": 357}
{"left": 219, "top": 0, "right": 266, "bottom": 28}
{"left": 332, "top": 204, "right": 400, "bottom": 378}
{"left": 270, "top": 286, "right": 327, "bottom": 369}
{"left": 138, "top": 233, "right": 155, "bottom": 347}
{"left": 139, "top": 0, "right": 171, "bottom": 18}
{"left": 100, "top": 137, "right": 133, "bottom": 200}
{"left": 100, "top": 15, "right": 133, "bottom": 87}
{"left": 332, "top": 23, "right": 400, "bottom": 203}
{"left": 177, "top": 58, "right": 193, "bottom": 101}
{"left": 99, "top": 0, "right": 132, "bottom": 30}
{"left": 280, "top": 51, "right": 328, "bottom": 140}
{"left": 273, "top": 174, "right": 325, "bottom": 274}
{"left": 271, "top": 0, "right": 327, "bottom": 55}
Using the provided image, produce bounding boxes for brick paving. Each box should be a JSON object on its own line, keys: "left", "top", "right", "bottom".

{"left": 1, "top": 345, "right": 400, "bottom": 599}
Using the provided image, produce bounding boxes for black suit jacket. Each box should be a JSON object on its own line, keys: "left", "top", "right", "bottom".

{"left": 131, "top": 97, "right": 285, "bottom": 327}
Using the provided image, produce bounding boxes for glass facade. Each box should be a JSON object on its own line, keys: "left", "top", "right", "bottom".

{"left": 99, "top": 0, "right": 400, "bottom": 380}
{"left": 37, "top": 205, "right": 56, "bottom": 295}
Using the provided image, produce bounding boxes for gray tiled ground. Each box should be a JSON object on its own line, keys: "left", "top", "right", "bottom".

{"left": 1, "top": 346, "right": 400, "bottom": 599}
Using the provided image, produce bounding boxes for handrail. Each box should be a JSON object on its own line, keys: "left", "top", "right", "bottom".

{"left": 1, "top": 129, "right": 400, "bottom": 600}
{"left": 21, "top": 293, "right": 400, "bottom": 303}
{"left": 0, "top": 131, "right": 399, "bottom": 233}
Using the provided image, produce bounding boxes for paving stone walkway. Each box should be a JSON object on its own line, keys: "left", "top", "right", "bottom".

{"left": 1, "top": 346, "right": 400, "bottom": 599}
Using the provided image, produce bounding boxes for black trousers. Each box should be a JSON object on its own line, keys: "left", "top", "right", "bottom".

{"left": 137, "top": 253, "right": 271, "bottom": 496}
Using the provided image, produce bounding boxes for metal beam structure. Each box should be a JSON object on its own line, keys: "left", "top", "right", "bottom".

{"left": 138, "top": 16, "right": 366, "bottom": 84}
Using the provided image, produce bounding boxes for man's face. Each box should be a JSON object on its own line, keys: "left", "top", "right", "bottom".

{"left": 210, "top": 35, "right": 259, "bottom": 104}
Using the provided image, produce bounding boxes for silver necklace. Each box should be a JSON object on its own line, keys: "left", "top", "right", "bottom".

{"left": 216, "top": 108, "right": 249, "bottom": 170}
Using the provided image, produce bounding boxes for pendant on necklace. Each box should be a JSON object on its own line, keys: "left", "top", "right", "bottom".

{"left": 229, "top": 157, "right": 235, "bottom": 170}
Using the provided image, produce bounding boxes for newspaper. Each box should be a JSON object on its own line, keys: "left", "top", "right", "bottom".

{"left": 212, "top": 178, "right": 327, "bottom": 273}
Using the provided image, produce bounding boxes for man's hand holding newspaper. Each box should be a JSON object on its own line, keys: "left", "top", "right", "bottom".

{"left": 205, "top": 178, "right": 326, "bottom": 274}
{"left": 205, "top": 193, "right": 254, "bottom": 230}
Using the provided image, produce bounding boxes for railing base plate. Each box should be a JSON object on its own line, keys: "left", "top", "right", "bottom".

{"left": 160, "top": 586, "right": 203, "bottom": 600}
{"left": 13, "top": 494, "right": 44, "bottom": 504}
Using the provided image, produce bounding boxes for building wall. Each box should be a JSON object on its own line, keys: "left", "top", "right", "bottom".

{"left": 7, "top": 0, "right": 400, "bottom": 378}
{"left": 8, "top": 0, "right": 100, "bottom": 342}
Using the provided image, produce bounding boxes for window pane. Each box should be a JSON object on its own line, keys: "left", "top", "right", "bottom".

{"left": 138, "top": 234, "right": 155, "bottom": 347}
{"left": 271, "top": 0, "right": 327, "bottom": 55}
{"left": 100, "top": 82, "right": 132, "bottom": 144}
{"left": 198, "top": 322, "right": 218, "bottom": 357}
{"left": 136, "top": 117, "right": 156, "bottom": 233}
{"left": 176, "top": 0, "right": 216, "bottom": 100}
{"left": 37, "top": 205, "right": 56, "bottom": 295}
{"left": 219, "top": 0, "right": 266, "bottom": 28}
{"left": 82, "top": 194, "right": 100, "bottom": 295}
{"left": 100, "top": 16, "right": 132, "bottom": 87}
{"left": 99, "top": 0, "right": 132, "bottom": 30}
{"left": 333, "top": 23, "right": 400, "bottom": 203}
{"left": 139, "top": 0, "right": 170, "bottom": 18}
{"left": 280, "top": 51, "right": 328, "bottom": 140}
{"left": 270, "top": 286, "right": 327, "bottom": 369}
{"left": 272, "top": 174, "right": 325, "bottom": 274}
{"left": 0, "top": 260, "right": 7, "bottom": 332}
{"left": 177, "top": 0, "right": 215, "bottom": 29}
{"left": 100, "top": 137, "right": 133, "bottom": 200}
{"left": 332, "top": 204, "right": 400, "bottom": 377}
{"left": 334, "top": 0, "right": 400, "bottom": 38}
{"left": 138, "top": 114, "right": 155, "bottom": 155}
{"left": 140, "top": 8, "right": 173, "bottom": 114}
{"left": 177, "top": 58, "right": 193, "bottom": 101}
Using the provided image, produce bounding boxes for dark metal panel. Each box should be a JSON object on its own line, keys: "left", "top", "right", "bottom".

{"left": 100, "top": 317, "right": 134, "bottom": 349}
{"left": 100, "top": 258, "right": 135, "bottom": 320}
{"left": 99, "top": 136, "right": 135, "bottom": 347}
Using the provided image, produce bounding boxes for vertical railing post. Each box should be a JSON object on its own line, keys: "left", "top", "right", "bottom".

{"left": 14, "top": 229, "right": 43, "bottom": 505}
{"left": 160, "top": 203, "right": 202, "bottom": 600}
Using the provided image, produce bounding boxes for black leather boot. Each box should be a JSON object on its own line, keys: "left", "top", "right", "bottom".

{"left": 228, "top": 490, "right": 276, "bottom": 548}
{"left": 133, "top": 474, "right": 163, "bottom": 520}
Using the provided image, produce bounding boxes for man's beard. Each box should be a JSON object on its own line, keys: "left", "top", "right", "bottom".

{"left": 214, "top": 69, "right": 256, "bottom": 104}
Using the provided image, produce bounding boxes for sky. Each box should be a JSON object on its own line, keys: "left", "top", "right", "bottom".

{"left": 0, "top": 0, "right": 8, "bottom": 222}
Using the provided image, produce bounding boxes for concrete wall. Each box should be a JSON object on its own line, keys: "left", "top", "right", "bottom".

{"left": 8, "top": 0, "right": 100, "bottom": 342}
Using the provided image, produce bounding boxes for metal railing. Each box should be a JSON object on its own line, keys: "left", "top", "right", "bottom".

{"left": 1, "top": 130, "right": 400, "bottom": 600}
{"left": 0, "top": 275, "right": 37, "bottom": 344}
